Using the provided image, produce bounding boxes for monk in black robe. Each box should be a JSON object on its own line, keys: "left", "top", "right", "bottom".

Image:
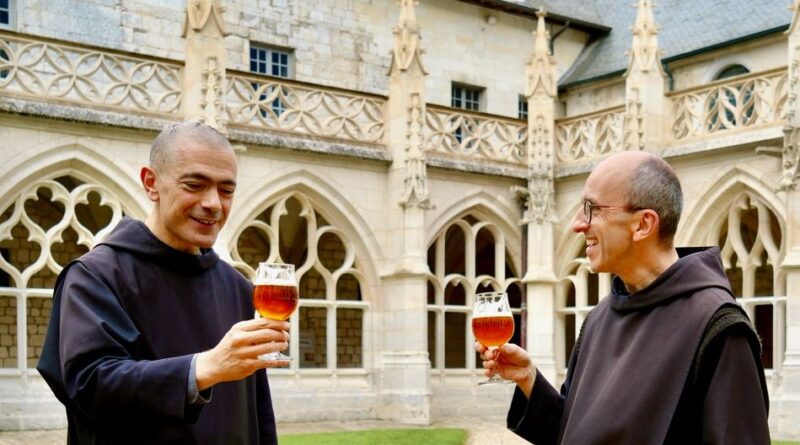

{"left": 477, "top": 151, "right": 769, "bottom": 444}
{"left": 37, "top": 121, "right": 289, "bottom": 444}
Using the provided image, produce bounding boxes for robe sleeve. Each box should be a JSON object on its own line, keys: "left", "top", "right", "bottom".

{"left": 701, "top": 333, "right": 770, "bottom": 444}
{"left": 506, "top": 371, "right": 566, "bottom": 445}
{"left": 255, "top": 369, "right": 278, "bottom": 445}
{"left": 58, "top": 262, "right": 200, "bottom": 423}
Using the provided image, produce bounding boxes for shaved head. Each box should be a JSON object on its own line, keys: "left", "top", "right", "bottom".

{"left": 594, "top": 151, "right": 683, "bottom": 244}
{"left": 150, "top": 121, "right": 234, "bottom": 173}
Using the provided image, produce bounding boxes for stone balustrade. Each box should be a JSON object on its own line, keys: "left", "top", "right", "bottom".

{"left": 669, "top": 67, "right": 788, "bottom": 140}
{"left": 554, "top": 105, "right": 626, "bottom": 163}
{"left": 0, "top": 31, "right": 182, "bottom": 116}
{"left": 423, "top": 104, "right": 527, "bottom": 165}
{"left": 225, "top": 70, "right": 386, "bottom": 146}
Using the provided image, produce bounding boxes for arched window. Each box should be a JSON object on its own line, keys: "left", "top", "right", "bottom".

{"left": 556, "top": 250, "right": 607, "bottom": 374}
{"left": 0, "top": 176, "right": 125, "bottom": 370}
{"left": 426, "top": 214, "right": 521, "bottom": 374}
{"left": 231, "top": 193, "right": 368, "bottom": 370}
{"left": 708, "top": 64, "right": 753, "bottom": 132}
{"left": 716, "top": 192, "right": 785, "bottom": 370}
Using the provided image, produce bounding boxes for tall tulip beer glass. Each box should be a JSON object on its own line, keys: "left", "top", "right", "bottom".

{"left": 253, "top": 262, "right": 299, "bottom": 361}
{"left": 472, "top": 291, "right": 515, "bottom": 385}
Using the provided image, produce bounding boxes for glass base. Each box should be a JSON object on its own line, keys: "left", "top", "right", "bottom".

{"left": 258, "top": 351, "right": 292, "bottom": 362}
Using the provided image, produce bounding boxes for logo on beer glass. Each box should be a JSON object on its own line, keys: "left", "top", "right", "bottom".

{"left": 472, "top": 291, "right": 514, "bottom": 385}
{"left": 253, "top": 262, "right": 298, "bottom": 361}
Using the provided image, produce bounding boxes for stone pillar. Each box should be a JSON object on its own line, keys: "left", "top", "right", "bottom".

{"left": 623, "top": 0, "right": 668, "bottom": 152}
{"left": 181, "top": 0, "right": 229, "bottom": 132}
{"left": 777, "top": 1, "right": 800, "bottom": 437}
{"left": 512, "top": 10, "right": 559, "bottom": 384}
{"left": 379, "top": 0, "right": 432, "bottom": 425}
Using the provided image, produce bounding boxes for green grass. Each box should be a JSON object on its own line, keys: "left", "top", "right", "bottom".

{"left": 279, "top": 428, "right": 468, "bottom": 445}
{"left": 774, "top": 442, "right": 800, "bottom": 445}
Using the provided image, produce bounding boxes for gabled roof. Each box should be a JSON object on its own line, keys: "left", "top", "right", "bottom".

{"left": 559, "top": 0, "right": 792, "bottom": 88}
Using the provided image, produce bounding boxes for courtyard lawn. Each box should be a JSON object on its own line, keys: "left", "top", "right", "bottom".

{"left": 775, "top": 442, "right": 800, "bottom": 445}
{"left": 278, "top": 428, "right": 468, "bottom": 445}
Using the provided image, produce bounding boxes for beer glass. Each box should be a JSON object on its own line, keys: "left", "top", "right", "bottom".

{"left": 253, "top": 262, "right": 299, "bottom": 361}
{"left": 472, "top": 291, "right": 515, "bottom": 385}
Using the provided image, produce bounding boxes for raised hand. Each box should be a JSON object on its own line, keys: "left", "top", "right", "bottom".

{"left": 196, "top": 318, "right": 290, "bottom": 390}
{"left": 475, "top": 342, "right": 537, "bottom": 398}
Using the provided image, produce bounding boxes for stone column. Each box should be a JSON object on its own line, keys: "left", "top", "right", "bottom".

{"left": 512, "top": 10, "right": 559, "bottom": 384}
{"left": 379, "top": 0, "right": 432, "bottom": 425}
{"left": 181, "top": 0, "right": 229, "bottom": 132}
{"left": 777, "top": 1, "right": 800, "bottom": 436}
{"left": 623, "top": 0, "right": 668, "bottom": 153}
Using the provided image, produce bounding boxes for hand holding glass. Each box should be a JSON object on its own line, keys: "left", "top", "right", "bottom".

{"left": 472, "top": 291, "right": 515, "bottom": 385}
{"left": 253, "top": 262, "right": 299, "bottom": 361}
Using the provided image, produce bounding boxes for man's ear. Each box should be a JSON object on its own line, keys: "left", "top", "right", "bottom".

{"left": 632, "top": 209, "right": 659, "bottom": 242}
{"left": 140, "top": 166, "right": 159, "bottom": 202}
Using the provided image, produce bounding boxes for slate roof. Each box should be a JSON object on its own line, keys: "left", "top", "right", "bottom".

{"left": 557, "top": 0, "right": 793, "bottom": 87}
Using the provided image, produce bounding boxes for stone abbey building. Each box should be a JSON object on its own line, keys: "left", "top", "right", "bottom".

{"left": 1, "top": 0, "right": 799, "bottom": 439}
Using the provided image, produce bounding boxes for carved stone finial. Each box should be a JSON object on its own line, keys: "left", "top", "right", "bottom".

{"left": 387, "top": 0, "right": 428, "bottom": 75}
{"left": 526, "top": 8, "right": 556, "bottom": 98}
{"left": 399, "top": 93, "right": 433, "bottom": 209}
{"left": 779, "top": 1, "right": 800, "bottom": 189}
{"left": 182, "top": 0, "right": 228, "bottom": 37}
{"left": 623, "top": 87, "right": 644, "bottom": 151}
{"left": 200, "top": 56, "right": 228, "bottom": 135}
{"left": 625, "top": 0, "right": 664, "bottom": 75}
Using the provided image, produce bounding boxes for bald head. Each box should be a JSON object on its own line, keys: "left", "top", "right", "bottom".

{"left": 594, "top": 151, "right": 683, "bottom": 244}
{"left": 150, "top": 121, "right": 234, "bottom": 173}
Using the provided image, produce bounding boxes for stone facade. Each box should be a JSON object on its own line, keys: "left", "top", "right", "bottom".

{"left": 1, "top": 0, "right": 800, "bottom": 439}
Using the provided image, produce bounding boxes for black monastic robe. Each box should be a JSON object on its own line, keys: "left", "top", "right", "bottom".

{"left": 508, "top": 247, "right": 770, "bottom": 444}
{"left": 37, "top": 217, "right": 277, "bottom": 444}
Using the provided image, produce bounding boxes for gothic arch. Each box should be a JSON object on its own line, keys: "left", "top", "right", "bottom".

{"left": 0, "top": 141, "right": 148, "bottom": 218}
{"left": 223, "top": 168, "right": 381, "bottom": 293}
{"left": 677, "top": 165, "right": 784, "bottom": 247}
{"left": 426, "top": 189, "right": 522, "bottom": 269}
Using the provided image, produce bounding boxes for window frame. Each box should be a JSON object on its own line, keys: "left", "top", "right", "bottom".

{"left": 451, "top": 83, "right": 484, "bottom": 112}
{"left": 0, "top": 0, "right": 14, "bottom": 29}
{"left": 249, "top": 42, "right": 294, "bottom": 79}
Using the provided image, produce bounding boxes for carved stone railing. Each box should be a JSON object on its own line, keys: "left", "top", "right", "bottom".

{"left": 225, "top": 71, "right": 386, "bottom": 145}
{"left": 554, "top": 105, "right": 625, "bottom": 163}
{"left": 669, "top": 67, "right": 788, "bottom": 140}
{"left": 423, "top": 105, "right": 526, "bottom": 164}
{"left": 0, "top": 31, "right": 182, "bottom": 115}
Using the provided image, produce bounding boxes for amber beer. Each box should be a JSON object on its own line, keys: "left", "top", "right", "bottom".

{"left": 253, "top": 284, "right": 298, "bottom": 321}
{"left": 472, "top": 315, "right": 514, "bottom": 348}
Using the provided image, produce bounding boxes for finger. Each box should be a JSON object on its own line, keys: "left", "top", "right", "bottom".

{"left": 474, "top": 341, "right": 487, "bottom": 353}
{"left": 239, "top": 341, "right": 290, "bottom": 358}
{"left": 236, "top": 318, "right": 271, "bottom": 331}
{"left": 482, "top": 359, "right": 496, "bottom": 370}
{"left": 260, "top": 319, "right": 291, "bottom": 332}
{"left": 233, "top": 328, "right": 290, "bottom": 347}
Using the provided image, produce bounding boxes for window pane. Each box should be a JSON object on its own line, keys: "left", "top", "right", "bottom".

{"left": 427, "top": 311, "right": 437, "bottom": 367}
{"left": 0, "top": 11, "right": 8, "bottom": 25}
{"left": 299, "top": 307, "right": 327, "bottom": 368}
{"left": 754, "top": 305, "right": 773, "bottom": 369}
{"left": 336, "top": 308, "right": 362, "bottom": 368}
{"left": 0, "top": 294, "right": 16, "bottom": 368}
{"left": 444, "top": 312, "right": 466, "bottom": 368}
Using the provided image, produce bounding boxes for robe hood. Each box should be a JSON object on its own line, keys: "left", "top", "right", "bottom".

{"left": 610, "top": 247, "right": 732, "bottom": 313}
{"left": 99, "top": 217, "right": 219, "bottom": 274}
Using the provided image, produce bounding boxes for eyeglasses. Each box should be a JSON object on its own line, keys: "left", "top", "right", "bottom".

{"left": 582, "top": 200, "right": 641, "bottom": 224}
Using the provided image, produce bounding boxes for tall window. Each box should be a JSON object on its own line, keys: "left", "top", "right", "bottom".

{"left": 249, "top": 43, "right": 293, "bottom": 118}
{"left": 0, "top": 0, "right": 10, "bottom": 27}
{"left": 426, "top": 215, "right": 522, "bottom": 374}
{"left": 232, "top": 193, "right": 368, "bottom": 370}
{"left": 0, "top": 176, "right": 126, "bottom": 369}
{"left": 450, "top": 84, "right": 483, "bottom": 145}
{"left": 716, "top": 191, "right": 785, "bottom": 370}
